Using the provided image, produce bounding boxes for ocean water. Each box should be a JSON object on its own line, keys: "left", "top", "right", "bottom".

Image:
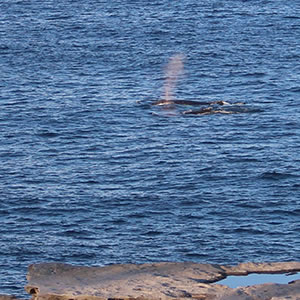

{"left": 0, "top": 0, "right": 299, "bottom": 297}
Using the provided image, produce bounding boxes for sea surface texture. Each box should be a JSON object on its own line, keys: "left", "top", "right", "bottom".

{"left": 1, "top": 0, "right": 299, "bottom": 297}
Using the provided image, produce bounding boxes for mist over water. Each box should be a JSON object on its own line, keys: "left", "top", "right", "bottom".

{"left": 163, "top": 54, "right": 184, "bottom": 101}
{"left": 0, "top": 0, "right": 300, "bottom": 297}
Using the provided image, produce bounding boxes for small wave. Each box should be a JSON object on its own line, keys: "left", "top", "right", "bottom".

{"left": 286, "top": 86, "right": 300, "bottom": 93}
{"left": 61, "top": 229, "right": 93, "bottom": 238}
{"left": 228, "top": 157, "right": 260, "bottom": 163}
{"left": 283, "top": 16, "right": 300, "bottom": 20}
{"left": 76, "top": 180, "right": 100, "bottom": 184}
{"left": 36, "top": 130, "right": 59, "bottom": 138}
{"left": 271, "top": 209, "right": 300, "bottom": 217}
{"left": 179, "top": 213, "right": 202, "bottom": 220}
{"left": 260, "top": 171, "right": 299, "bottom": 180}
{"left": 180, "top": 200, "right": 197, "bottom": 206}
{"left": 144, "top": 230, "right": 163, "bottom": 236}
{"left": 234, "top": 227, "right": 265, "bottom": 235}
{"left": 45, "top": 14, "right": 72, "bottom": 21}
{"left": 14, "top": 206, "right": 42, "bottom": 214}
{"left": 125, "top": 212, "right": 146, "bottom": 218}
{"left": 242, "top": 72, "right": 266, "bottom": 78}
{"left": 111, "top": 218, "right": 127, "bottom": 225}
{"left": 66, "top": 252, "right": 97, "bottom": 260}
{"left": 0, "top": 45, "right": 10, "bottom": 53}
{"left": 184, "top": 252, "right": 209, "bottom": 259}
{"left": 235, "top": 202, "right": 263, "bottom": 209}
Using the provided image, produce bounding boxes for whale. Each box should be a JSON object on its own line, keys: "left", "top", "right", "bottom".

{"left": 183, "top": 107, "right": 234, "bottom": 115}
{"left": 152, "top": 99, "right": 229, "bottom": 106}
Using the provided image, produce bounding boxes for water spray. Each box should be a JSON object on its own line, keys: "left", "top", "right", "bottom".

{"left": 162, "top": 54, "right": 185, "bottom": 102}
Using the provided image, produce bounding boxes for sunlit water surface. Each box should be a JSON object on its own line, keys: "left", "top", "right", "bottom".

{"left": 217, "top": 272, "right": 300, "bottom": 288}
{"left": 0, "top": 0, "right": 299, "bottom": 297}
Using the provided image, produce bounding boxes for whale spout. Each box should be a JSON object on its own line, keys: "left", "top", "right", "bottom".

{"left": 162, "top": 54, "right": 185, "bottom": 102}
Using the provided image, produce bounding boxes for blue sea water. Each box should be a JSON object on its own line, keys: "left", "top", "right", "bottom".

{"left": 0, "top": 0, "right": 299, "bottom": 297}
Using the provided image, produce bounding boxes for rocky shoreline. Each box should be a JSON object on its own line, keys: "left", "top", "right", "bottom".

{"left": 2, "top": 261, "right": 300, "bottom": 300}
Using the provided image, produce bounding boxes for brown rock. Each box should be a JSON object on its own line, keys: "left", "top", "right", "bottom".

{"left": 0, "top": 295, "right": 19, "bottom": 300}
{"left": 25, "top": 262, "right": 300, "bottom": 300}
{"left": 223, "top": 262, "right": 300, "bottom": 275}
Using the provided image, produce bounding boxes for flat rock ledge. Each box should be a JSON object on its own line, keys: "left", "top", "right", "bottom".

{"left": 24, "top": 261, "right": 300, "bottom": 300}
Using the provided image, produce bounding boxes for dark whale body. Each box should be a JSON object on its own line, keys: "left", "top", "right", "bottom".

{"left": 183, "top": 107, "right": 233, "bottom": 115}
{"left": 149, "top": 99, "right": 250, "bottom": 116}
{"left": 152, "top": 99, "right": 228, "bottom": 106}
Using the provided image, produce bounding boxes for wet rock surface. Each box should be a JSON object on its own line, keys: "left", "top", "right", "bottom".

{"left": 24, "top": 262, "right": 300, "bottom": 300}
